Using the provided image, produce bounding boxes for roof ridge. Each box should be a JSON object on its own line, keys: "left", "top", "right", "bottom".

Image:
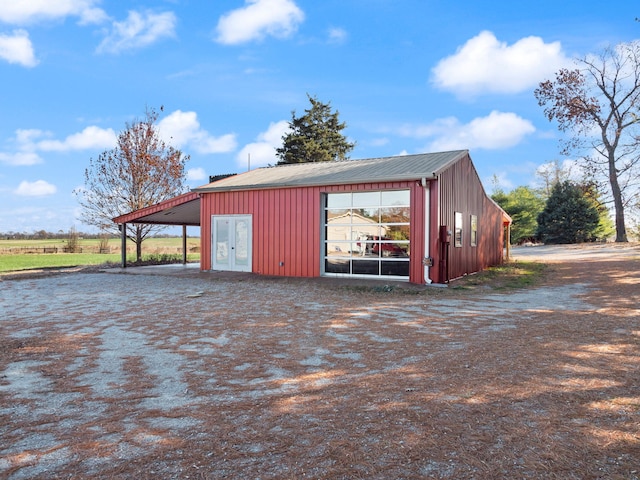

{"left": 260, "top": 149, "right": 469, "bottom": 170}
{"left": 193, "top": 150, "right": 471, "bottom": 193}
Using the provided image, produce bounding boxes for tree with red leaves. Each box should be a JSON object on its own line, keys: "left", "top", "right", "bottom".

{"left": 76, "top": 107, "right": 189, "bottom": 261}
{"left": 535, "top": 42, "right": 640, "bottom": 242}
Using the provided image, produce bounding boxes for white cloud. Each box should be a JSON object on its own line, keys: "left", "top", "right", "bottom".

{"left": 431, "top": 31, "right": 569, "bottom": 96}
{"left": 0, "top": 151, "right": 42, "bottom": 166}
{"left": 0, "top": 0, "right": 107, "bottom": 25}
{"left": 369, "top": 137, "right": 389, "bottom": 147}
{"left": 215, "top": 0, "right": 304, "bottom": 45}
{"left": 37, "top": 126, "right": 117, "bottom": 151}
{"left": 14, "top": 180, "right": 57, "bottom": 196}
{"left": 96, "top": 10, "right": 176, "bottom": 54}
{"left": 487, "top": 172, "right": 514, "bottom": 192}
{"left": 1, "top": 126, "right": 116, "bottom": 166}
{"left": 394, "top": 111, "right": 535, "bottom": 151}
{"left": 14, "top": 128, "right": 45, "bottom": 144}
{"left": 0, "top": 29, "right": 38, "bottom": 67}
{"left": 186, "top": 167, "right": 207, "bottom": 181}
{"left": 236, "top": 120, "right": 290, "bottom": 168}
{"left": 157, "top": 110, "right": 237, "bottom": 154}
{"left": 327, "top": 27, "right": 347, "bottom": 44}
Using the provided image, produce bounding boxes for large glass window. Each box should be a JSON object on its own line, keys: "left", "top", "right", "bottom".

{"left": 324, "top": 190, "right": 410, "bottom": 278}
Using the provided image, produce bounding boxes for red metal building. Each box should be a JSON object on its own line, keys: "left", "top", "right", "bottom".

{"left": 114, "top": 150, "right": 510, "bottom": 285}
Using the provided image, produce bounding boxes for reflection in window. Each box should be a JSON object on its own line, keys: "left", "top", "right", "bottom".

{"left": 454, "top": 212, "right": 462, "bottom": 248}
{"left": 324, "top": 190, "right": 410, "bottom": 278}
{"left": 470, "top": 215, "right": 478, "bottom": 247}
{"left": 327, "top": 193, "right": 351, "bottom": 208}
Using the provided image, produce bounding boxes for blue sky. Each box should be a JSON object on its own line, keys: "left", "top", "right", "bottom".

{"left": 0, "top": 0, "right": 638, "bottom": 234}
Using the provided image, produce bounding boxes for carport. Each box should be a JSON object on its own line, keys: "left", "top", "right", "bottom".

{"left": 112, "top": 191, "right": 201, "bottom": 267}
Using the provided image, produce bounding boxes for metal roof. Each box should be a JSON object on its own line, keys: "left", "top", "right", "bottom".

{"left": 112, "top": 191, "right": 200, "bottom": 225}
{"left": 193, "top": 150, "right": 468, "bottom": 193}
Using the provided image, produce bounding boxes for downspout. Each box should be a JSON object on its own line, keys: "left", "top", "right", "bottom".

{"left": 421, "top": 177, "right": 432, "bottom": 284}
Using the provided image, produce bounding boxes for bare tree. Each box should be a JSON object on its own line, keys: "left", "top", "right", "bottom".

{"left": 536, "top": 160, "right": 574, "bottom": 197}
{"left": 75, "top": 107, "right": 189, "bottom": 261}
{"left": 534, "top": 42, "right": 640, "bottom": 242}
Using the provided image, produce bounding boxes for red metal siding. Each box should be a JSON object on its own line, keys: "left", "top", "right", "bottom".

{"left": 436, "top": 153, "right": 505, "bottom": 282}
{"left": 409, "top": 182, "right": 427, "bottom": 284}
{"left": 199, "top": 158, "right": 504, "bottom": 284}
{"left": 200, "top": 181, "right": 426, "bottom": 281}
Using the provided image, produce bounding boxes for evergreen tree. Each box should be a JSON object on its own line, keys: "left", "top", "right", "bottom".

{"left": 536, "top": 181, "right": 600, "bottom": 244}
{"left": 491, "top": 186, "right": 546, "bottom": 244}
{"left": 582, "top": 182, "right": 616, "bottom": 241}
{"left": 276, "top": 94, "right": 355, "bottom": 164}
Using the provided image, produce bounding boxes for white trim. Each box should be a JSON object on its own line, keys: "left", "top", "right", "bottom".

{"left": 424, "top": 184, "right": 432, "bottom": 284}
{"left": 211, "top": 214, "right": 252, "bottom": 272}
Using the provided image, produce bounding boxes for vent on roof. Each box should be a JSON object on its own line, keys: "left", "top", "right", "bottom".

{"left": 209, "top": 173, "right": 237, "bottom": 183}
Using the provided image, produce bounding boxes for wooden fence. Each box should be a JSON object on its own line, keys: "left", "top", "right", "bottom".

{"left": 0, "top": 245, "right": 200, "bottom": 255}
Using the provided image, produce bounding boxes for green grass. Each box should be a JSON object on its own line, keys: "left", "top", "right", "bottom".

{"left": 0, "top": 237, "right": 201, "bottom": 273}
{"left": 0, "top": 253, "right": 201, "bottom": 273}
{"left": 451, "top": 261, "right": 548, "bottom": 290}
{"left": 0, "top": 253, "right": 123, "bottom": 272}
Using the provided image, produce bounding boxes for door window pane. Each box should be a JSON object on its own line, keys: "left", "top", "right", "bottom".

{"left": 381, "top": 261, "right": 410, "bottom": 276}
{"left": 215, "top": 218, "right": 229, "bottom": 265}
{"left": 325, "top": 258, "right": 350, "bottom": 273}
{"left": 381, "top": 207, "right": 410, "bottom": 224}
{"left": 235, "top": 219, "right": 249, "bottom": 266}
{"left": 352, "top": 259, "right": 380, "bottom": 275}
{"left": 327, "top": 193, "right": 351, "bottom": 208}
{"left": 327, "top": 208, "right": 349, "bottom": 222}
{"left": 353, "top": 191, "right": 380, "bottom": 207}
{"left": 352, "top": 207, "right": 379, "bottom": 223}
{"left": 382, "top": 190, "right": 410, "bottom": 205}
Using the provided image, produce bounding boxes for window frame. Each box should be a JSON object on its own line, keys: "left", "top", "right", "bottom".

{"left": 323, "top": 190, "right": 411, "bottom": 279}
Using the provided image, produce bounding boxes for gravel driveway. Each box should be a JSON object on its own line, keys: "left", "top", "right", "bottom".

{"left": 1, "top": 244, "right": 639, "bottom": 479}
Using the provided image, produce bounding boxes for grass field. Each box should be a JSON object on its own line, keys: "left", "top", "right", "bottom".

{"left": 0, "top": 237, "right": 200, "bottom": 250}
{"left": 0, "top": 237, "right": 201, "bottom": 273}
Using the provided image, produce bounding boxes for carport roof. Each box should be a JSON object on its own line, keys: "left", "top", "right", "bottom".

{"left": 112, "top": 191, "right": 200, "bottom": 225}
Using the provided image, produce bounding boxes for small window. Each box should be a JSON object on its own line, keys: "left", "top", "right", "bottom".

{"left": 470, "top": 215, "right": 478, "bottom": 247}
{"left": 454, "top": 212, "right": 463, "bottom": 247}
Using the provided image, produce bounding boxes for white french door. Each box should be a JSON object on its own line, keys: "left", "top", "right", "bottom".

{"left": 211, "top": 215, "right": 252, "bottom": 272}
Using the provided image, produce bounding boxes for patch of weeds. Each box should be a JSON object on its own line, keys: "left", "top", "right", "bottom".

{"left": 340, "top": 283, "right": 425, "bottom": 295}
{"left": 451, "top": 261, "right": 547, "bottom": 291}
{"left": 129, "top": 253, "right": 187, "bottom": 266}
{"left": 374, "top": 284, "right": 396, "bottom": 293}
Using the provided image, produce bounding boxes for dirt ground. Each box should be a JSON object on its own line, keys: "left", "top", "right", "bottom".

{"left": 1, "top": 244, "right": 639, "bottom": 479}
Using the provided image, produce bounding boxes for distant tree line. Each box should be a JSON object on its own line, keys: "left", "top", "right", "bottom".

{"left": 0, "top": 230, "right": 189, "bottom": 240}
{"left": 491, "top": 162, "right": 617, "bottom": 245}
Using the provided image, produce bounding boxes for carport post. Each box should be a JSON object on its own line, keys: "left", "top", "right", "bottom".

{"left": 182, "top": 224, "right": 187, "bottom": 265}
{"left": 120, "top": 223, "right": 127, "bottom": 268}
